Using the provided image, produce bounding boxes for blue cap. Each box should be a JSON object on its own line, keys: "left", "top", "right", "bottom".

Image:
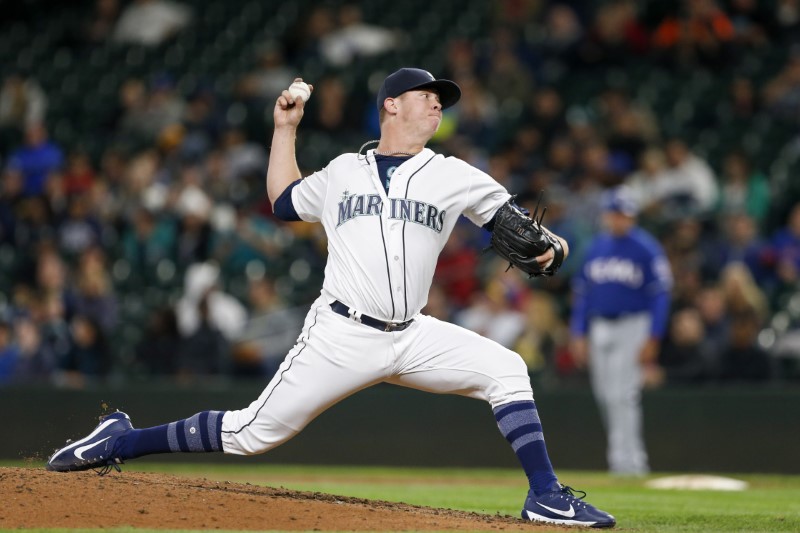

{"left": 376, "top": 68, "right": 461, "bottom": 111}
{"left": 602, "top": 187, "right": 639, "bottom": 217}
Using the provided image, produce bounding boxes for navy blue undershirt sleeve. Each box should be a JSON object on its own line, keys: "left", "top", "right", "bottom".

{"left": 273, "top": 179, "right": 302, "bottom": 221}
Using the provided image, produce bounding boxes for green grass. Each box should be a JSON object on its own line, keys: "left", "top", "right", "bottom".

{"left": 3, "top": 461, "right": 799, "bottom": 532}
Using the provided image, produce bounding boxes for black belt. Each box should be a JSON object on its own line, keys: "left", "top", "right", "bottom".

{"left": 330, "top": 300, "right": 414, "bottom": 332}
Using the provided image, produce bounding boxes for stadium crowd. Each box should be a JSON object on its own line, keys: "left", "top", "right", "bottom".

{"left": 0, "top": 0, "right": 799, "bottom": 388}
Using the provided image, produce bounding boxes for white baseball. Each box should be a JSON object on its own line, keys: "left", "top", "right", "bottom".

{"left": 288, "top": 81, "right": 311, "bottom": 103}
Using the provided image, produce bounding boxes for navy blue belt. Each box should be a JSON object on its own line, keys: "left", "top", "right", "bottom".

{"left": 330, "top": 300, "right": 414, "bottom": 332}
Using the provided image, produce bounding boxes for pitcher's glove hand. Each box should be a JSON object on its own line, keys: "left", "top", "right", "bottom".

{"left": 489, "top": 197, "right": 564, "bottom": 277}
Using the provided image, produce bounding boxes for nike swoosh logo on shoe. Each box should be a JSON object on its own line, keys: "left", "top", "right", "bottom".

{"left": 536, "top": 502, "right": 576, "bottom": 518}
{"left": 74, "top": 436, "right": 111, "bottom": 460}
{"left": 53, "top": 418, "right": 120, "bottom": 457}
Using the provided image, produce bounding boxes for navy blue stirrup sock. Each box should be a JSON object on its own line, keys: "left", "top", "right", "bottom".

{"left": 494, "top": 400, "right": 559, "bottom": 496}
{"left": 119, "top": 411, "right": 226, "bottom": 459}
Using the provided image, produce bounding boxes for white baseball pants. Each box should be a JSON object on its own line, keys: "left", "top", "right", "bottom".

{"left": 221, "top": 295, "right": 533, "bottom": 455}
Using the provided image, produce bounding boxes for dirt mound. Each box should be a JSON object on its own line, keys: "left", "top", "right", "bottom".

{"left": 0, "top": 467, "right": 555, "bottom": 531}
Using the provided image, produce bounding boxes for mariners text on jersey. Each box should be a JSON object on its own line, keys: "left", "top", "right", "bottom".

{"left": 337, "top": 192, "right": 446, "bottom": 233}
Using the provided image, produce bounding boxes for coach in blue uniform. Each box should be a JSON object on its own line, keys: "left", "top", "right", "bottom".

{"left": 569, "top": 187, "right": 672, "bottom": 475}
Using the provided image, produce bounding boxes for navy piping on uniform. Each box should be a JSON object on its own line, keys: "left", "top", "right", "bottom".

{"left": 222, "top": 305, "right": 321, "bottom": 435}
{"left": 360, "top": 154, "right": 397, "bottom": 320}
{"left": 401, "top": 154, "right": 437, "bottom": 320}
{"left": 377, "top": 201, "right": 396, "bottom": 320}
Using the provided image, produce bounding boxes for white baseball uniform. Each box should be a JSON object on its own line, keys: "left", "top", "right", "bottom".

{"left": 221, "top": 148, "right": 534, "bottom": 455}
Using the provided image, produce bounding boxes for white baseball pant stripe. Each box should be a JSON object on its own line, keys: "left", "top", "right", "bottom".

{"left": 221, "top": 295, "right": 533, "bottom": 455}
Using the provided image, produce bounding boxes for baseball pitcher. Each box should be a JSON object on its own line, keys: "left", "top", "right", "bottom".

{"left": 47, "top": 68, "right": 615, "bottom": 528}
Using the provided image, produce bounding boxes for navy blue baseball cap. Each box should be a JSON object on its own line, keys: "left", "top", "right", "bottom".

{"left": 602, "top": 187, "right": 639, "bottom": 217}
{"left": 376, "top": 68, "right": 461, "bottom": 111}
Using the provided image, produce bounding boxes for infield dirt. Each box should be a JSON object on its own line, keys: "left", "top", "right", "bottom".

{"left": 0, "top": 467, "right": 563, "bottom": 531}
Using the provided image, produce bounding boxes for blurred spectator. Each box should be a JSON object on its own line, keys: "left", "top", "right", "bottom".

{"left": 723, "top": 77, "right": 760, "bottom": 122}
{"left": 121, "top": 206, "right": 176, "bottom": 279}
{"left": 320, "top": 4, "right": 402, "bottom": 67}
{"left": 652, "top": 0, "right": 735, "bottom": 69}
{"left": 0, "top": 320, "right": 20, "bottom": 385}
{"left": 57, "top": 194, "right": 103, "bottom": 257}
{"left": 7, "top": 123, "right": 64, "bottom": 197}
{"left": 625, "top": 146, "right": 668, "bottom": 216}
{"left": 595, "top": 88, "right": 660, "bottom": 173}
{"left": 718, "top": 309, "right": 773, "bottom": 382}
{"left": 232, "top": 276, "right": 304, "bottom": 378}
{"left": 577, "top": 141, "right": 619, "bottom": 189}
{"left": 175, "top": 262, "right": 247, "bottom": 377}
{"left": 455, "top": 275, "right": 527, "bottom": 349}
{"left": 485, "top": 27, "right": 535, "bottom": 106}
{"left": 514, "top": 290, "right": 566, "bottom": 376}
{"left": 221, "top": 128, "right": 268, "bottom": 183}
{"left": 180, "top": 87, "right": 224, "bottom": 163}
{"left": 706, "top": 213, "right": 773, "bottom": 286}
{"left": 762, "top": 50, "right": 800, "bottom": 123}
{"left": 662, "top": 218, "right": 709, "bottom": 306}
{"left": 659, "top": 306, "right": 709, "bottom": 384}
{"left": 776, "top": 0, "right": 800, "bottom": 44}
{"left": 290, "top": 5, "right": 336, "bottom": 65}
{"left": 13, "top": 196, "right": 55, "bottom": 251}
{"left": 537, "top": 3, "right": 584, "bottom": 67}
{"left": 506, "top": 125, "right": 544, "bottom": 184}
{"left": 771, "top": 203, "right": 800, "bottom": 288}
{"left": 728, "top": 0, "right": 775, "bottom": 47}
{"left": 0, "top": 72, "right": 47, "bottom": 155}
{"left": 173, "top": 185, "right": 214, "bottom": 268}
{"left": 135, "top": 307, "right": 181, "bottom": 375}
{"left": 443, "top": 38, "right": 478, "bottom": 81}
{"left": 111, "top": 78, "right": 149, "bottom": 141}
{"left": 0, "top": 168, "right": 24, "bottom": 244}
{"left": 524, "top": 87, "right": 568, "bottom": 147}
{"left": 449, "top": 76, "right": 499, "bottom": 149}
{"left": 720, "top": 262, "right": 769, "bottom": 324}
{"left": 716, "top": 150, "right": 769, "bottom": 224}
{"left": 302, "top": 75, "right": 362, "bottom": 134}
{"left": 175, "top": 261, "right": 246, "bottom": 341}
{"left": 112, "top": 0, "right": 192, "bottom": 47}
{"left": 62, "top": 151, "right": 97, "bottom": 197}
{"left": 421, "top": 282, "right": 454, "bottom": 322}
{"left": 35, "top": 289, "right": 72, "bottom": 378}
{"left": 72, "top": 0, "right": 121, "bottom": 47}
{"left": 34, "top": 246, "right": 72, "bottom": 308}
{"left": 236, "top": 43, "right": 295, "bottom": 103}
{"left": 60, "top": 314, "right": 111, "bottom": 385}
{"left": 214, "top": 202, "right": 282, "bottom": 277}
{"left": 653, "top": 138, "right": 718, "bottom": 219}
{"left": 145, "top": 74, "right": 187, "bottom": 143}
{"left": 13, "top": 316, "right": 57, "bottom": 384}
{"left": 582, "top": 0, "right": 649, "bottom": 65}
{"left": 71, "top": 247, "right": 119, "bottom": 335}
{"left": 694, "top": 283, "right": 730, "bottom": 375}
{"left": 545, "top": 136, "right": 579, "bottom": 184}
{"left": 433, "top": 222, "right": 480, "bottom": 310}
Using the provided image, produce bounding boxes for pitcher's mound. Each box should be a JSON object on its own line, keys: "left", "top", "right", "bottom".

{"left": 0, "top": 467, "right": 551, "bottom": 531}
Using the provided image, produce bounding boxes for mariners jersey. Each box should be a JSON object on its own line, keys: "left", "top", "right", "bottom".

{"left": 290, "top": 148, "right": 510, "bottom": 322}
{"left": 570, "top": 227, "right": 672, "bottom": 337}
